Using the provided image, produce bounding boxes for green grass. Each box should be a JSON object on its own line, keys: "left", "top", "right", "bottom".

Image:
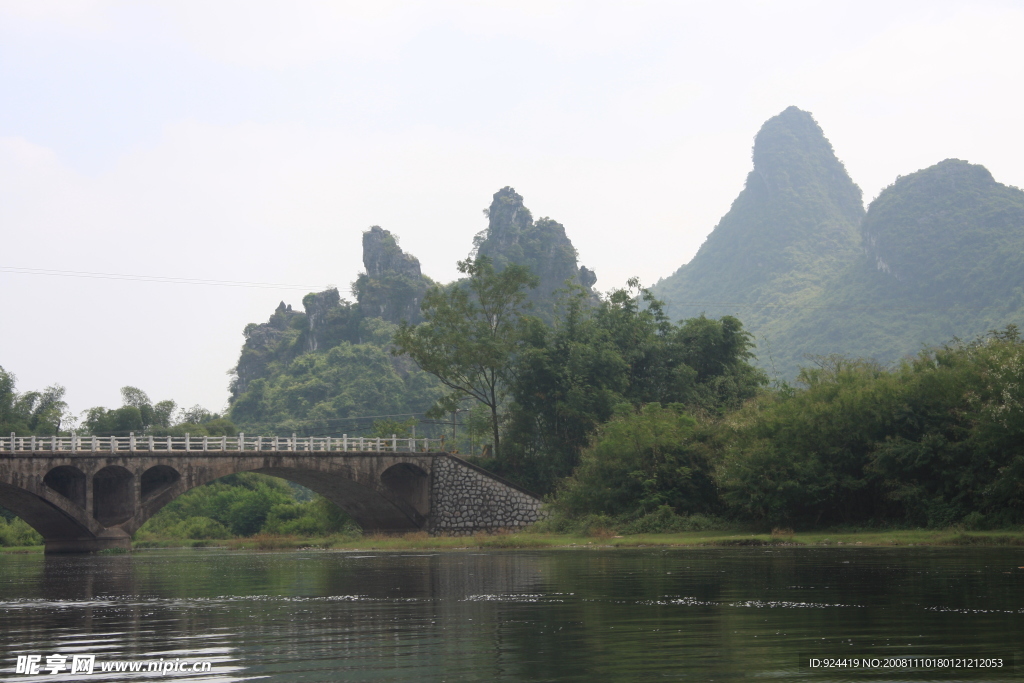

{"left": 124, "top": 527, "right": 1024, "bottom": 551}
{"left": 0, "top": 544, "right": 44, "bottom": 554}
{"left": 6, "top": 528, "right": 1024, "bottom": 555}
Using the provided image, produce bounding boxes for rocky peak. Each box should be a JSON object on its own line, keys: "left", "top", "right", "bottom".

{"left": 362, "top": 226, "right": 422, "bottom": 280}
{"left": 653, "top": 106, "right": 864, "bottom": 326}
{"left": 474, "top": 187, "right": 596, "bottom": 318}
{"left": 302, "top": 288, "right": 341, "bottom": 353}
{"left": 355, "top": 226, "right": 431, "bottom": 325}
{"left": 481, "top": 187, "right": 535, "bottom": 253}
{"left": 749, "top": 106, "right": 863, "bottom": 216}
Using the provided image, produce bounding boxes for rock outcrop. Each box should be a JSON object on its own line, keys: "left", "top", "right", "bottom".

{"left": 474, "top": 187, "right": 597, "bottom": 318}
{"left": 354, "top": 226, "right": 431, "bottom": 325}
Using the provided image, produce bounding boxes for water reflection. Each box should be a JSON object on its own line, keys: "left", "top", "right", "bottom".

{"left": 0, "top": 548, "right": 1021, "bottom": 681}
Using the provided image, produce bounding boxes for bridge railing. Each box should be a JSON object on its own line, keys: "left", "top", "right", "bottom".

{"left": 1, "top": 433, "right": 444, "bottom": 454}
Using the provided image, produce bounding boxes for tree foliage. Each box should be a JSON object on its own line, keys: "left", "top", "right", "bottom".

{"left": 81, "top": 386, "right": 234, "bottom": 437}
{"left": 393, "top": 255, "right": 539, "bottom": 457}
{"left": 497, "top": 281, "right": 766, "bottom": 493}
{"left": 0, "top": 367, "right": 68, "bottom": 436}
{"left": 555, "top": 403, "right": 717, "bottom": 519}
{"left": 136, "top": 473, "right": 359, "bottom": 540}
{"left": 715, "top": 327, "right": 1024, "bottom": 528}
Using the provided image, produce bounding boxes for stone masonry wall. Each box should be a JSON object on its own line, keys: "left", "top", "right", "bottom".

{"left": 429, "top": 456, "right": 544, "bottom": 535}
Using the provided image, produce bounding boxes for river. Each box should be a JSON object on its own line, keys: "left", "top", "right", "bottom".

{"left": 1, "top": 547, "right": 1022, "bottom": 681}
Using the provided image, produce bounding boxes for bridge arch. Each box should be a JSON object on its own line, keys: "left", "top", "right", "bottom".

{"left": 141, "top": 465, "right": 180, "bottom": 501}
{"left": 121, "top": 456, "right": 437, "bottom": 537}
{"left": 0, "top": 481, "right": 96, "bottom": 542}
{"left": 44, "top": 466, "right": 87, "bottom": 508}
{"left": 251, "top": 465, "right": 427, "bottom": 532}
{"left": 381, "top": 463, "right": 429, "bottom": 517}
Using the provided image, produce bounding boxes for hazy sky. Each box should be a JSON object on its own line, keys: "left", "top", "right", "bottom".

{"left": 2, "top": 0, "right": 1022, "bottom": 419}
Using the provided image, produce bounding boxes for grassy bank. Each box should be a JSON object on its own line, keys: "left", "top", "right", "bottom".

{"left": 0, "top": 544, "right": 43, "bottom": 553}
{"left": 5, "top": 528, "right": 1023, "bottom": 555}
{"left": 137, "top": 527, "right": 1024, "bottom": 551}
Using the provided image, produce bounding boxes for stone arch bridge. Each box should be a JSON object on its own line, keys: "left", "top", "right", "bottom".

{"left": 0, "top": 434, "right": 544, "bottom": 553}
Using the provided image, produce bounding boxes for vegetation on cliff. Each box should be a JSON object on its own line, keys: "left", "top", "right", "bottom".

{"left": 653, "top": 106, "right": 865, "bottom": 376}
{"left": 773, "top": 159, "right": 1024, "bottom": 375}
{"left": 227, "top": 226, "right": 444, "bottom": 437}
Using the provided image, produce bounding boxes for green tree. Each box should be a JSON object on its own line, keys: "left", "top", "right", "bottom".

{"left": 153, "top": 400, "right": 177, "bottom": 428}
{"left": 555, "top": 403, "right": 717, "bottom": 518}
{"left": 497, "top": 282, "right": 764, "bottom": 493}
{"left": 0, "top": 367, "right": 27, "bottom": 434}
{"left": 393, "top": 256, "right": 538, "bottom": 457}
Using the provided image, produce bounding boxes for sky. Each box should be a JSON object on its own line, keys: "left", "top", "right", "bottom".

{"left": 2, "top": 0, "right": 1023, "bottom": 420}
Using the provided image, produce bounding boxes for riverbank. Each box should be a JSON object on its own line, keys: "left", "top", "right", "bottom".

{"left": 5, "top": 528, "right": 1023, "bottom": 554}
{"left": 176, "top": 528, "right": 1024, "bottom": 550}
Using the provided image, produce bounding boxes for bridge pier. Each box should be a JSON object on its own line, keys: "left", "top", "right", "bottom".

{"left": 45, "top": 528, "right": 132, "bottom": 554}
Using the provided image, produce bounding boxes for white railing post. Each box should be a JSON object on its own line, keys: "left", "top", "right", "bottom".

{"left": 148, "top": 435, "right": 153, "bottom": 451}
{"left": 166, "top": 435, "right": 172, "bottom": 451}
{"left": 30, "top": 436, "right": 36, "bottom": 451}
{"left": 292, "top": 433, "right": 297, "bottom": 452}
{"left": 391, "top": 434, "right": 396, "bottom": 452}
{"left": 51, "top": 435, "right": 57, "bottom": 452}
{"left": 129, "top": 432, "right": 135, "bottom": 452}
{"left": 185, "top": 433, "right": 190, "bottom": 452}
{"left": 343, "top": 434, "right": 348, "bottom": 451}
{"left": 256, "top": 435, "right": 262, "bottom": 451}
{"left": 110, "top": 436, "right": 116, "bottom": 453}
{"left": 71, "top": 432, "right": 77, "bottom": 452}
{"left": 91, "top": 435, "right": 97, "bottom": 451}
{"left": 326, "top": 436, "right": 332, "bottom": 452}
{"left": 375, "top": 437, "right": 381, "bottom": 452}
{"left": 239, "top": 433, "right": 244, "bottom": 451}
{"left": 202, "top": 435, "right": 208, "bottom": 451}
{"left": 359, "top": 436, "right": 364, "bottom": 451}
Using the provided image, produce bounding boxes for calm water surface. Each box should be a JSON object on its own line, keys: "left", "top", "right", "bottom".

{"left": 1, "top": 547, "right": 1022, "bottom": 682}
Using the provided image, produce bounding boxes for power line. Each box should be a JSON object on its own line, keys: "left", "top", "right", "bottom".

{"left": 0, "top": 266, "right": 326, "bottom": 291}
{"left": 1, "top": 266, "right": 1006, "bottom": 313}
{"left": 667, "top": 300, "right": 1013, "bottom": 312}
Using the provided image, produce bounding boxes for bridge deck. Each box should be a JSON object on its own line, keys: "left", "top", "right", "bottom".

{"left": 1, "top": 434, "right": 443, "bottom": 454}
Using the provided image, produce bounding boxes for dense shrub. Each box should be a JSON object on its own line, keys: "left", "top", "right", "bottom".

{"left": 0, "top": 516, "right": 43, "bottom": 547}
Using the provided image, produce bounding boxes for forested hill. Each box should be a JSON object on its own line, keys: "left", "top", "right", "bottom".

{"left": 227, "top": 225, "right": 443, "bottom": 434}
{"left": 654, "top": 107, "right": 1024, "bottom": 378}
{"left": 227, "top": 188, "right": 595, "bottom": 433}
{"left": 772, "top": 159, "right": 1024, "bottom": 375}
{"left": 655, "top": 107, "right": 864, "bottom": 320}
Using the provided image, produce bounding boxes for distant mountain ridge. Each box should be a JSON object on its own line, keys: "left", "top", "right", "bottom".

{"left": 654, "top": 107, "right": 1024, "bottom": 378}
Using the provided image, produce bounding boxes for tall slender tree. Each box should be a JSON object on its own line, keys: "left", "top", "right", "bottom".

{"left": 393, "top": 256, "right": 538, "bottom": 457}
